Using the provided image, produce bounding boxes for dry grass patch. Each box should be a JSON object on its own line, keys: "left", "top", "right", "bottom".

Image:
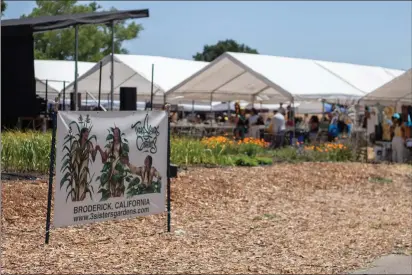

{"left": 2, "top": 163, "right": 412, "bottom": 274}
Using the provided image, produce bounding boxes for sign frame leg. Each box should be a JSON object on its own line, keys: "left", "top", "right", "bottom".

{"left": 166, "top": 112, "right": 171, "bottom": 233}
{"left": 45, "top": 111, "right": 57, "bottom": 244}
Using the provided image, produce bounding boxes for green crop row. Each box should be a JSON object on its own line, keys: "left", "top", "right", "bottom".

{"left": 1, "top": 131, "right": 355, "bottom": 174}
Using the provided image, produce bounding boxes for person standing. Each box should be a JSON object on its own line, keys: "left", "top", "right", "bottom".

{"left": 365, "top": 106, "right": 378, "bottom": 141}
{"left": 308, "top": 115, "right": 320, "bottom": 142}
{"left": 278, "top": 103, "right": 286, "bottom": 115}
{"left": 328, "top": 109, "right": 340, "bottom": 141}
{"left": 302, "top": 113, "right": 310, "bottom": 130}
{"left": 271, "top": 109, "right": 286, "bottom": 149}
{"left": 235, "top": 107, "right": 248, "bottom": 140}
{"left": 248, "top": 108, "right": 260, "bottom": 139}
{"left": 391, "top": 113, "right": 405, "bottom": 163}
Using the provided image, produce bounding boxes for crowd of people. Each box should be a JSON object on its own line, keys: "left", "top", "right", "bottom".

{"left": 172, "top": 101, "right": 356, "bottom": 149}
{"left": 230, "top": 102, "right": 355, "bottom": 148}
{"left": 231, "top": 102, "right": 309, "bottom": 148}
{"left": 172, "top": 101, "right": 411, "bottom": 162}
{"left": 363, "top": 104, "right": 412, "bottom": 163}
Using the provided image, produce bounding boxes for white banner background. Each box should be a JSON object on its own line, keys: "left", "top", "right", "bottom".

{"left": 54, "top": 111, "right": 167, "bottom": 228}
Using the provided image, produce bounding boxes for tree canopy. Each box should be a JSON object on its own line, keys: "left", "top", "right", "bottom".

{"left": 193, "top": 39, "right": 259, "bottom": 62}
{"left": 22, "top": 1, "right": 143, "bottom": 62}
{"left": 1, "top": 0, "right": 7, "bottom": 15}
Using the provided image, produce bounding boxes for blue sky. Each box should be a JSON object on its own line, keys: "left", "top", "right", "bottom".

{"left": 3, "top": 1, "right": 412, "bottom": 70}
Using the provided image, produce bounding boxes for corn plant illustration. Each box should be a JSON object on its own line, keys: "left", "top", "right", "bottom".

{"left": 96, "top": 127, "right": 134, "bottom": 201}
{"left": 60, "top": 114, "right": 97, "bottom": 202}
{"left": 126, "top": 155, "right": 162, "bottom": 198}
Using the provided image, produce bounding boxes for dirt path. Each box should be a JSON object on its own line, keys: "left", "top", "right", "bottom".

{"left": 2, "top": 163, "right": 412, "bottom": 274}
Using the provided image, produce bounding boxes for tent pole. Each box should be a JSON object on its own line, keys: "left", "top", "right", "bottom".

{"left": 292, "top": 98, "right": 296, "bottom": 142}
{"left": 110, "top": 20, "right": 115, "bottom": 111}
{"left": 45, "top": 79, "right": 48, "bottom": 114}
{"left": 62, "top": 81, "right": 66, "bottom": 111}
{"left": 74, "top": 25, "right": 79, "bottom": 111}
{"left": 98, "top": 61, "right": 102, "bottom": 109}
{"left": 150, "top": 64, "right": 154, "bottom": 111}
{"left": 321, "top": 99, "right": 325, "bottom": 119}
{"left": 210, "top": 94, "right": 213, "bottom": 126}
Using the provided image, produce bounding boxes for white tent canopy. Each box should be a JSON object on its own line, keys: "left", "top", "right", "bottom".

{"left": 212, "top": 101, "right": 248, "bottom": 112}
{"left": 244, "top": 103, "right": 282, "bottom": 111}
{"left": 64, "top": 54, "right": 209, "bottom": 103}
{"left": 313, "top": 60, "right": 403, "bottom": 94}
{"left": 179, "top": 102, "right": 221, "bottom": 112}
{"left": 244, "top": 101, "right": 324, "bottom": 114}
{"left": 35, "top": 78, "right": 59, "bottom": 95}
{"left": 296, "top": 101, "right": 327, "bottom": 114}
{"left": 165, "top": 52, "right": 404, "bottom": 103}
{"left": 211, "top": 101, "right": 326, "bottom": 114}
{"left": 211, "top": 101, "right": 290, "bottom": 112}
{"left": 360, "top": 69, "right": 412, "bottom": 105}
{"left": 35, "top": 60, "right": 95, "bottom": 96}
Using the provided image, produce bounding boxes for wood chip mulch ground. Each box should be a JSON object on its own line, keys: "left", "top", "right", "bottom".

{"left": 1, "top": 163, "right": 412, "bottom": 274}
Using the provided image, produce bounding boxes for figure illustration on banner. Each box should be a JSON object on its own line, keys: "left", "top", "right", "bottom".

{"left": 126, "top": 155, "right": 162, "bottom": 198}
{"left": 60, "top": 114, "right": 98, "bottom": 202}
{"left": 95, "top": 126, "right": 134, "bottom": 201}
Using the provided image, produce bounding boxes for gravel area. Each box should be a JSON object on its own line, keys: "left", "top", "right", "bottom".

{"left": 1, "top": 163, "right": 412, "bottom": 274}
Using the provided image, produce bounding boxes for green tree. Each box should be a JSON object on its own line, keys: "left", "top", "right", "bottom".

{"left": 22, "top": 0, "right": 143, "bottom": 62}
{"left": 1, "top": 0, "right": 7, "bottom": 15}
{"left": 193, "top": 39, "right": 259, "bottom": 62}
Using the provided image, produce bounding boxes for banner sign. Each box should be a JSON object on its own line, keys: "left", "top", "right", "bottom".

{"left": 54, "top": 111, "right": 167, "bottom": 228}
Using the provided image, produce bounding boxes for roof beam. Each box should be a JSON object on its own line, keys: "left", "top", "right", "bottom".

{"left": 224, "top": 53, "right": 293, "bottom": 102}
{"left": 166, "top": 52, "right": 294, "bottom": 102}
{"left": 210, "top": 70, "right": 247, "bottom": 98}
{"left": 153, "top": 88, "right": 162, "bottom": 95}
{"left": 252, "top": 85, "right": 270, "bottom": 97}
{"left": 165, "top": 53, "right": 231, "bottom": 96}
{"left": 314, "top": 61, "right": 367, "bottom": 95}
{"left": 64, "top": 55, "right": 113, "bottom": 92}
{"left": 113, "top": 72, "right": 138, "bottom": 90}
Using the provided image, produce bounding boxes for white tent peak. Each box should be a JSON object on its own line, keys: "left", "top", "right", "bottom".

{"left": 166, "top": 52, "right": 404, "bottom": 103}
{"left": 361, "top": 68, "right": 412, "bottom": 105}
{"left": 64, "top": 54, "right": 209, "bottom": 102}
{"left": 113, "top": 54, "right": 209, "bottom": 92}
{"left": 226, "top": 52, "right": 404, "bottom": 95}
{"left": 228, "top": 52, "right": 403, "bottom": 71}
{"left": 35, "top": 59, "right": 95, "bottom": 93}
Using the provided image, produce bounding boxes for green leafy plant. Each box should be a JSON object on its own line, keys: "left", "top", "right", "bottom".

{"left": 233, "top": 155, "right": 259, "bottom": 166}
{"left": 126, "top": 177, "right": 162, "bottom": 198}
{"left": 96, "top": 127, "right": 132, "bottom": 201}
{"left": 60, "top": 114, "right": 96, "bottom": 202}
{"left": 255, "top": 156, "right": 273, "bottom": 165}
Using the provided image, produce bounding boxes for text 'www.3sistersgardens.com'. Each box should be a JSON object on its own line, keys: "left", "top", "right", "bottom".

{"left": 72, "top": 199, "right": 151, "bottom": 222}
